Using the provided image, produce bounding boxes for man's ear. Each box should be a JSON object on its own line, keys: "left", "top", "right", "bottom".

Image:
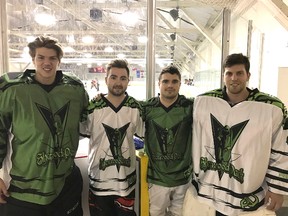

{"left": 247, "top": 72, "right": 251, "bottom": 81}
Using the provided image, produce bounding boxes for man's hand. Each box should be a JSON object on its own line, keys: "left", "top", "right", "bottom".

{"left": 265, "top": 190, "right": 283, "bottom": 211}
{"left": 0, "top": 178, "right": 9, "bottom": 204}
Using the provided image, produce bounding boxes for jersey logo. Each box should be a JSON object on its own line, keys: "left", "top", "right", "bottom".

{"left": 100, "top": 122, "right": 131, "bottom": 171}
{"left": 152, "top": 121, "right": 183, "bottom": 165}
{"left": 35, "top": 102, "right": 72, "bottom": 168}
{"left": 200, "top": 114, "right": 249, "bottom": 183}
{"left": 240, "top": 195, "right": 259, "bottom": 208}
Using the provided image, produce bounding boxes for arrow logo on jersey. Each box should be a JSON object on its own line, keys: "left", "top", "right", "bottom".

{"left": 102, "top": 122, "right": 130, "bottom": 171}
{"left": 210, "top": 114, "right": 249, "bottom": 180}
{"left": 36, "top": 102, "right": 70, "bottom": 168}
{"left": 152, "top": 121, "right": 182, "bottom": 166}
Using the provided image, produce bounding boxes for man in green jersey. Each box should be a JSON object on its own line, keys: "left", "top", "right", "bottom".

{"left": 142, "top": 65, "right": 193, "bottom": 216}
{"left": 0, "top": 36, "right": 89, "bottom": 216}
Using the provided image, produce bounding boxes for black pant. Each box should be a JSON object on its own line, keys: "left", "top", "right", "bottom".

{"left": 89, "top": 190, "right": 136, "bottom": 216}
{"left": 0, "top": 165, "right": 83, "bottom": 216}
{"left": 216, "top": 211, "right": 227, "bottom": 216}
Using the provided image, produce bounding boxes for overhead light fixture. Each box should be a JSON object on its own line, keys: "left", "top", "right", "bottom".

{"left": 34, "top": 5, "right": 56, "bottom": 26}
{"left": 82, "top": 36, "right": 94, "bottom": 44}
{"left": 117, "top": 53, "right": 126, "bottom": 58}
{"left": 63, "top": 46, "right": 75, "bottom": 53}
{"left": 170, "top": 33, "right": 176, "bottom": 41}
{"left": 26, "top": 36, "right": 36, "bottom": 43}
{"left": 138, "top": 36, "right": 147, "bottom": 43}
{"left": 104, "top": 46, "right": 114, "bottom": 52}
{"left": 90, "top": 8, "right": 103, "bottom": 21}
{"left": 84, "top": 53, "right": 93, "bottom": 58}
{"left": 120, "top": 11, "right": 139, "bottom": 26}
{"left": 169, "top": 8, "right": 179, "bottom": 21}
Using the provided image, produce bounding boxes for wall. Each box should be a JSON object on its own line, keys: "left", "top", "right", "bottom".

{"left": 193, "top": 0, "right": 288, "bottom": 97}
{"left": 278, "top": 67, "right": 288, "bottom": 107}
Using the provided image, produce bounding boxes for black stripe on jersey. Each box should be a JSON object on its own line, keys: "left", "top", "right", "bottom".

{"left": 197, "top": 192, "right": 265, "bottom": 212}
{"left": 267, "top": 181, "right": 288, "bottom": 192}
{"left": 268, "top": 165, "right": 288, "bottom": 175}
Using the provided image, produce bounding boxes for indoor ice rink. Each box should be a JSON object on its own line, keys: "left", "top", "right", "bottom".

{"left": 1, "top": 0, "right": 288, "bottom": 215}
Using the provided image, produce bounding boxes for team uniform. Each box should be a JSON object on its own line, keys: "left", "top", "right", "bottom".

{"left": 192, "top": 87, "right": 288, "bottom": 216}
{"left": 80, "top": 93, "right": 143, "bottom": 215}
{"left": 0, "top": 69, "right": 89, "bottom": 215}
{"left": 143, "top": 95, "right": 193, "bottom": 216}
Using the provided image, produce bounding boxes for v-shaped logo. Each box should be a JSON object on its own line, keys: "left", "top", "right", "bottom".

{"left": 153, "top": 121, "right": 181, "bottom": 165}
{"left": 102, "top": 122, "right": 130, "bottom": 171}
{"left": 210, "top": 114, "right": 249, "bottom": 180}
{"left": 36, "top": 101, "right": 70, "bottom": 167}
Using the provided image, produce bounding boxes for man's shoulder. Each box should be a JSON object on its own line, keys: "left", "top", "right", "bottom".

{"left": 142, "top": 97, "right": 158, "bottom": 107}
{"left": 0, "top": 72, "right": 27, "bottom": 91}
{"left": 62, "top": 72, "right": 84, "bottom": 86}
{"left": 125, "top": 95, "right": 142, "bottom": 109}
{"left": 177, "top": 94, "right": 194, "bottom": 106}
{"left": 249, "top": 89, "right": 286, "bottom": 110}
{"left": 198, "top": 88, "right": 223, "bottom": 98}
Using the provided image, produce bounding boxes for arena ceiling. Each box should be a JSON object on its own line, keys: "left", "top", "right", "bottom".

{"left": 5, "top": 0, "right": 239, "bottom": 71}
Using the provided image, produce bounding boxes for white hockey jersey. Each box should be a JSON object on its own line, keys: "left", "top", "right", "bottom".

{"left": 192, "top": 88, "right": 288, "bottom": 215}
{"left": 80, "top": 94, "right": 144, "bottom": 197}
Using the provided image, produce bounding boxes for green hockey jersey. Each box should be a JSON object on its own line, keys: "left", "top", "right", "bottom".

{"left": 143, "top": 95, "right": 193, "bottom": 187}
{"left": 0, "top": 70, "right": 89, "bottom": 205}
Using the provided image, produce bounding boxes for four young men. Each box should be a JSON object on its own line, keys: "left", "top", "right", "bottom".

{"left": 0, "top": 35, "right": 287, "bottom": 216}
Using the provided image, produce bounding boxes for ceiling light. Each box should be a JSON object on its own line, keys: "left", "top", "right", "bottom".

{"left": 170, "top": 33, "right": 176, "bottom": 41}
{"left": 104, "top": 47, "right": 114, "bottom": 52}
{"left": 120, "top": 11, "right": 139, "bottom": 26}
{"left": 26, "top": 36, "right": 36, "bottom": 43}
{"left": 34, "top": 13, "right": 56, "bottom": 26}
{"left": 34, "top": 5, "right": 56, "bottom": 26}
{"left": 63, "top": 46, "right": 75, "bottom": 53}
{"left": 84, "top": 53, "right": 93, "bottom": 58}
{"left": 117, "top": 53, "right": 126, "bottom": 58}
{"left": 82, "top": 36, "right": 94, "bottom": 44}
{"left": 169, "top": 8, "right": 179, "bottom": 21}
{"left": 90, "top": 8, "right": 103, "bottom": 21}
{"left": 138, "top": 36, "right": 147, "bottom": 43}
{"left": 23, "top": 47, "right": 29, "bottom": 53}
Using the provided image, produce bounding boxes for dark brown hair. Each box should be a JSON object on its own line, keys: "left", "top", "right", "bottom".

{"left": 28, "top": 35, "right": 63, "bottom": 61}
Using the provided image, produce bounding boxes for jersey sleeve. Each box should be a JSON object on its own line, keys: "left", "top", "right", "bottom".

{"left": 0, "top": 86, "right": 12, "bottom": 168}
{"left": 79, "top": 99, "right": 95, "bottom": 138}
{"left": 135, "top": 103, "right": 145, "bottom": 138}
{"left": 266, "top": 106, "right": 288, "bottom": 195}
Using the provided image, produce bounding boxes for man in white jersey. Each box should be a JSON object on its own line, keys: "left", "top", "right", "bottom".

{"left": 80, "top": 59, "right": 143, "bottom": 216}
{"left": 191, "top": 53, "right": 288, "bottom": 216}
